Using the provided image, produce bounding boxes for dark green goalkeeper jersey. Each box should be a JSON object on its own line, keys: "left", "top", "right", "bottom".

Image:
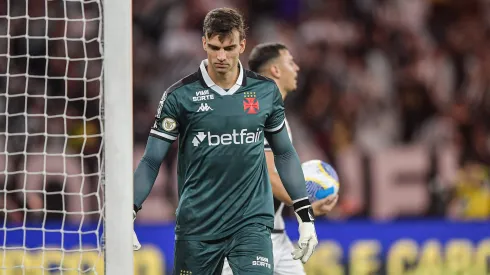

{"left": 150, "top": 59, "right": 285, "bottom": 241}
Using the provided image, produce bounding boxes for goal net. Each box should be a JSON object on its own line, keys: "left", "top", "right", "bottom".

{"left": 0, "top": 0, "right": 133, "bottom": 274}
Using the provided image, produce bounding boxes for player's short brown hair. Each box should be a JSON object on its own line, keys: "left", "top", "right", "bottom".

{"left": 203, "top": 8, "right": 246, "bottom": 42}
{"left": 248, "top": 43, "right": 288, "bottom": 72}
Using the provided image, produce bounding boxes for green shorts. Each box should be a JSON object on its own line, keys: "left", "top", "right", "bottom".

{"left": 173, "top": 223, "right": 273, "bottom": 275}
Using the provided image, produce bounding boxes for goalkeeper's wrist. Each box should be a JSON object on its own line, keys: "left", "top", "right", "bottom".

{"left": 293, "top": 197, "right": 314, "bottom": 223}
{"left": 134, "top": 204, "right": 141, "bottom": 214}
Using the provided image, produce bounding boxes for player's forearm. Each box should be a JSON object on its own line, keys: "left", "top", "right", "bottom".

{"left": 273, "top": 150, "right": 309, "bottom": 201}
{"left": 267, "top": 128, "right": 313, "bottom": 222}
{"left": 265, "top": 127, "right": 308, "bottom": 202}
{"left": 265, "top": 151, "right": 293, "bottom": 206}
{"left": 270, "top": 172, "right": 294, "bottom": 206}
{"left": 133, "top": 136, "right": 171, "bottom": 211}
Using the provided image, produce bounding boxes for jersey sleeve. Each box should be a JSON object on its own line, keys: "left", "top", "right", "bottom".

{"left": 149, "top": 90, "right": 181, "bottom": 143}
{"left": 264, "top": 83, "right": 285, "bottom": 134}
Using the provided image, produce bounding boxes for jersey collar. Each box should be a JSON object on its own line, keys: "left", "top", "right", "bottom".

{"left": 199, "top": 59, "right": 245, "bottom": 96}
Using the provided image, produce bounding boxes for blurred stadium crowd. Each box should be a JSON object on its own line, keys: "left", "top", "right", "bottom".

{"left": 0, "top": 0, "right": 489, "bottom": 224}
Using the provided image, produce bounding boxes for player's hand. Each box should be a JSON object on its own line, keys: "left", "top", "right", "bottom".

{"left": 101, "top": 210, "right": 141, "bottom": 251}
{"left": 312, "top": 194, "right": 339, "bottom": 216}
{"left": 292, "top": 221, "right": 318, "bottom": 263}
{"left": 133, "top": 210, "right": 142, "bottom": 251}
{"left": 292, "top": 198, "right": 318, "bottom": 263}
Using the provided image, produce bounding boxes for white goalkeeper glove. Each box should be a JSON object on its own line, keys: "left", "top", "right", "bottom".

{"left": 100, "top": 209, "right": 141, "bottom": 251}
{"left": 291, "top": 198, "right": 318, "bottom": 263}
{"left": 133, "top": 210, "right": 142, "bottom": 251}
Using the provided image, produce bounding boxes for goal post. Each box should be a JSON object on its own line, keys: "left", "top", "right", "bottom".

{"left": 0, "top": 0, "right": 133, "bottom": 273}
{"left": 103, "top": 0, "right": 134, "bottom": 273}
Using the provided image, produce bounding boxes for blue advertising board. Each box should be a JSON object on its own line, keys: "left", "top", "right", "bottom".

{"left": 1, "top": 219, "right": 489, "bottom": 274}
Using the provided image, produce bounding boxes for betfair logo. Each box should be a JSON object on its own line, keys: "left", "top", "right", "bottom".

{"left": 192, "top": 129, "right": 262, "bottom": 147}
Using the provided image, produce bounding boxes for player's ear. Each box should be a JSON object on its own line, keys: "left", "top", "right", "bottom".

{"left": 270, "top": 64, "right": 280, "bottom": 79}
{"left": 202, "top": 36, "right": 207, "bottom": 50}
{"left": 239, "top": 39, "right": 246, "bottom": 54}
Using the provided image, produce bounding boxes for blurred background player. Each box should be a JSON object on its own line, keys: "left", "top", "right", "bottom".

{"left": 132, "top": 8, "right": 318, "bottom": 275}
{"left": 222, "top": 43, "right": 339, "bottom": 275}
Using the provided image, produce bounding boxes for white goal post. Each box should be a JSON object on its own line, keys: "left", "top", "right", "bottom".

{"left": 103, "top": 0, "right": 133, "bottom": 273}
{"left": 0, "top": 0, "right": 133, "bottom": 274}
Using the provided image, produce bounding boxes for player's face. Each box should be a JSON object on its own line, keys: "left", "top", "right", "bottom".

{"left": 275, "top": 49, "right": 299, "bottom": 93}
{"left": 202, "top": 30, "right": 246, "bottom": 75}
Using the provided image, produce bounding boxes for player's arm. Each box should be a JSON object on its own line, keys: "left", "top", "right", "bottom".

{"left": 133, "top": 137, "right": 172, "bottom": 211}
{"left": 264, "top": 126, "right": 317, "bottom": 263}
{"left": 264, "top": 83, "right": 317, "bottom": 263}
{"left": 264, "top": 127, "right": 310, "bottom": 212}
{"left": 265, "top": 151, "right": 339, "bottom": 215}
{"left": 264, "top": 151, "right": 293, "bottom": 205}
{"left": 131, "top": 136, "right": 171, "bottom": 251}
{"left": 133, "top": 89, "right": 180, "bottom": 212}
{"left": 132, "top": 89, "right": 180, "bottom": 250}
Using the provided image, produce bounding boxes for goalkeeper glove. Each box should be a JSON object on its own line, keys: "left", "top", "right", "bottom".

{"left": 291, "top": 198, "right": 318, "bottom": 263}
{"left": 133, "top": 209, "right": 142, "bottom": 251}
{"left": 100, "top": 209, "right": 141, "bottom": 251}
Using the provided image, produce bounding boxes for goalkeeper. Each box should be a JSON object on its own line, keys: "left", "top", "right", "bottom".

{"left": 133, "top": 7, "right": 317, "bottom": 275}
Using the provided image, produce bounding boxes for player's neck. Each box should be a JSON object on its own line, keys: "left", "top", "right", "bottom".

{"left": 207, "top": 65, "right": 239, "bottom": 90}
{"left": 278, "top": 87, "right": 287, "bottom": 100}
{"left": 272, "top": 78, "right": 287, "bottom": 100}
{"left": 262, "top": 73, "right": 287, "bottom": 100}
